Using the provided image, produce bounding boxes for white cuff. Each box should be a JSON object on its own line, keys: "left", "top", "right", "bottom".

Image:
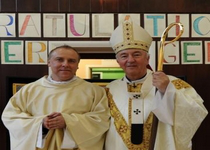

{"left": 36, "top": 123, "right": 46, "bottom": 148}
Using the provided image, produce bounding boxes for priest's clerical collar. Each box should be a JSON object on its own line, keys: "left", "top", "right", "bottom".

{"left": 47, "top": 75, "right": 76, "bottom": 84}
{"left": 125, "top": 73, "right": 147, "bottom": 83}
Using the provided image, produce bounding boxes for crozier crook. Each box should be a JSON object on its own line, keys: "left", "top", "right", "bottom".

{"left": 157, "top": 22, "right": 184, "bottom": 71}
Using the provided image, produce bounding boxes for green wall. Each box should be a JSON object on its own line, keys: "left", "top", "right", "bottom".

{"left": 91, "top": 67, "right": 125, "bottom": 79}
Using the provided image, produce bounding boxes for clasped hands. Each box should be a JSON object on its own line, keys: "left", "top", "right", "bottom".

{"left": 43, "top": 112, "right": 66, "bottom": 130}
{"left": 152, "top": 71, "right": 170, "bottom": 94}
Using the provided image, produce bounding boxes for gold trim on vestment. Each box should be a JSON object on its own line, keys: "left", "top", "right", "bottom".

{"left": 172, "top": 79, "right": 191, "bottom": 89}
{"left": 106, "top": 87, "right": 154, "bottom": 150}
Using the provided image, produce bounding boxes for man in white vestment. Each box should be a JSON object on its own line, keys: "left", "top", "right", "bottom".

{"left": 104, "top": 16, "right": 208, "bottom": 150}
{"left": 1, "top": 45, "right": 110, "bottom": 150}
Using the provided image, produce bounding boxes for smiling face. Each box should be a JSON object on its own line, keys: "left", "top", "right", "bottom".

{"left": 48, "top": 47, "right": 80, "bottom": 81}
{"left": 116, "top": 49, "right": 150, "bottom": 81}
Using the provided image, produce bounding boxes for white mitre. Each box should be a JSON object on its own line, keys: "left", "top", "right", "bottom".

{"left": 110, "top": 16, "right": 153, "bottom": 54}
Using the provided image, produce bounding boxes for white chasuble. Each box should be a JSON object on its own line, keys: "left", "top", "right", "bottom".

{"left": 105, "top": 69, "right": 208, "bottom": 150}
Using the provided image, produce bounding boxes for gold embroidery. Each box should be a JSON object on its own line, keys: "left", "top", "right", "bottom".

{"left": 127, "top": 83, "right": 143, "bottom": 92}
{"left": 106, "top": 88, "right": 154, "bottom": 150}
{"left": 172, "top": 79, "right": 191, "bottom": 89}
{"left": 113, "top": 21, "right": 150, "bottom": 53}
